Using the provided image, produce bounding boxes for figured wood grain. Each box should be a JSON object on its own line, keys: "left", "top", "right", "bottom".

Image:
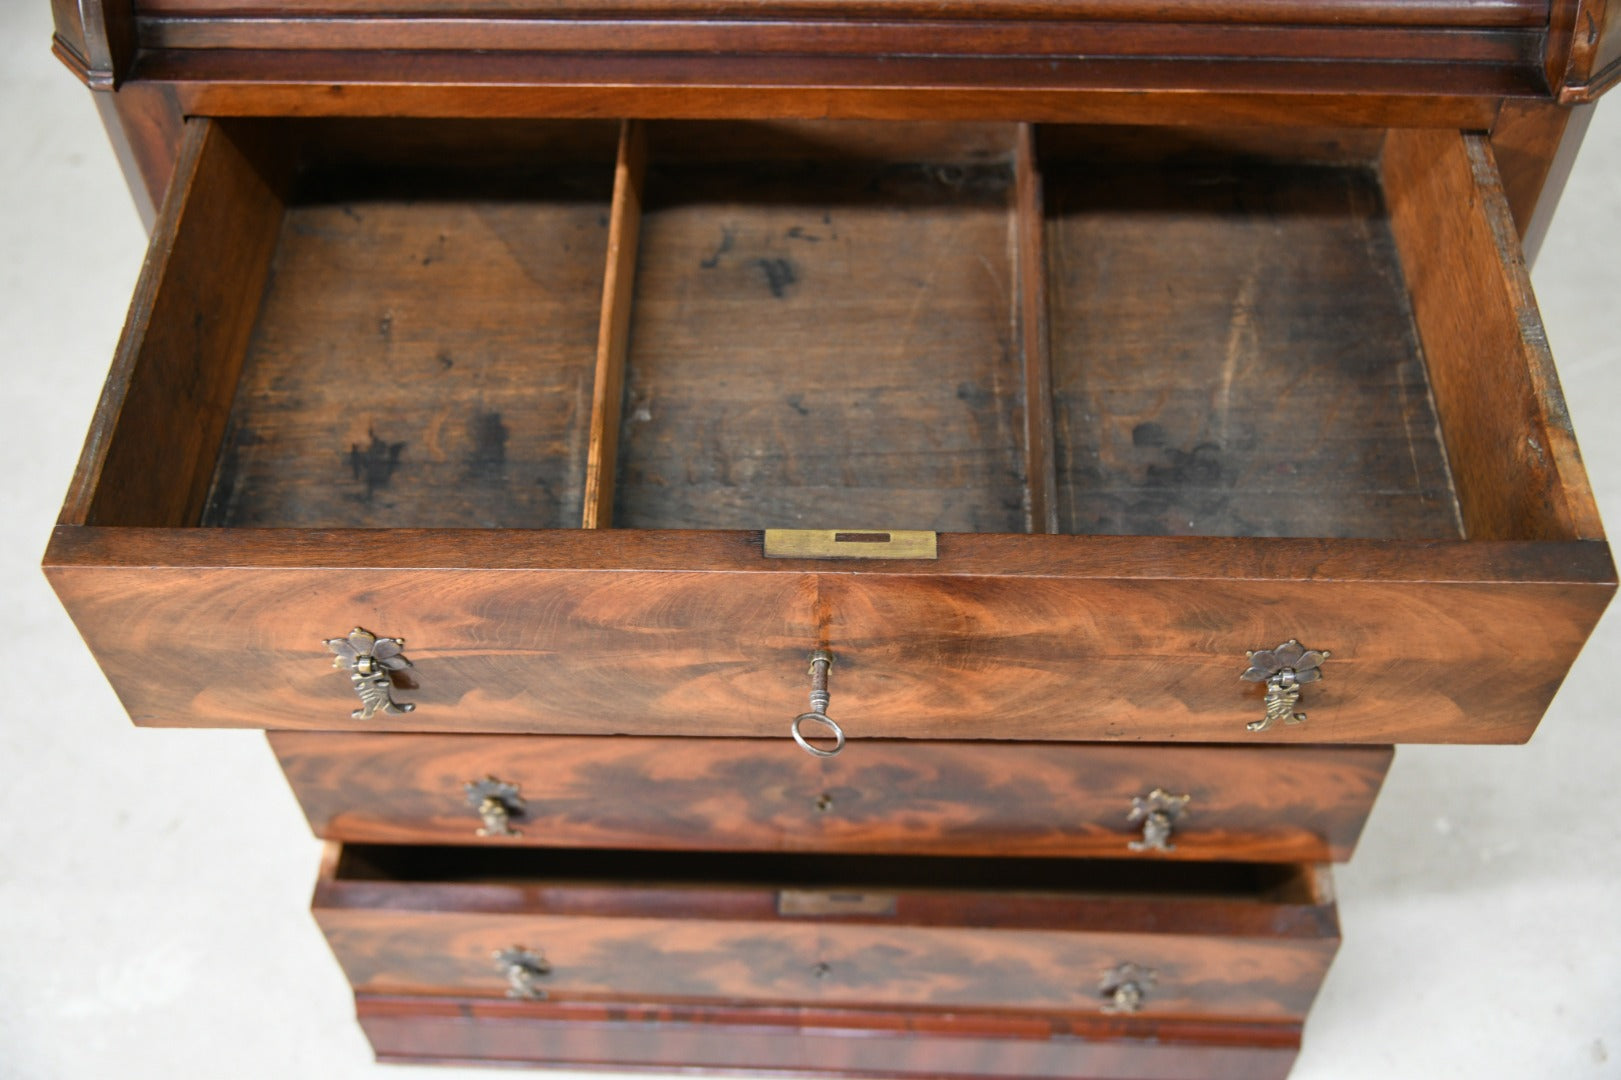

{"left": 1381, "top": 129, "right": 1605, "bottom": 543}
{"left": 62, "top": 118, "right": 285, "bottom": 529}
{"left": 270, "top": 732, "right": 1391, "bottom": 861}
{"left": 200, "top": 137, "right": 615, "bottom": 529}
{"left": 581, "top": 120, "right": 645, "bottom": 530}
{"left": 356, "top": 994, "right": 1302, "bottom": 1079}
{"left": 1045, "top": 139, "right": 1461, "bottom": 541}
{"left": 614, "top": 129, "right": 1025, "bottom": 532}
{"left": 43, "top": 527, "right": 1613, "bottom": 742}
{"left": 314, "top": 848, "right": 1337, "bottom": 1016}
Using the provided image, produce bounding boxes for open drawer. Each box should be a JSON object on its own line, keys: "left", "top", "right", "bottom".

{"left": 46, "top": 116, "right": 1612, "bottom": 743}
{"left": 313, "top": 843, "right": 1339, "bottom": 1021}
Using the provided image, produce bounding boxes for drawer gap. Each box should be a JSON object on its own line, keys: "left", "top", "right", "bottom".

{"left": 333, "top": 844, "right": 1317, "bottom": 904}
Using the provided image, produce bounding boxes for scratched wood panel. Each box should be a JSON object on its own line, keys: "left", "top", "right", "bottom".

{"left": 270, "top": 732, "right": 1391, "bottom": 862}
{"left": 200, "top": 154, "right": 615, "bottom": 528}
{"left": 1045, "top": 150, "right": 1462, "bottom": 540}
{"left": 315, "top": 847, "right": 1337, "bottom": 1018}
{"left": 615, "top": 134, "right": 1027, "bottom": 532}
{"left": 355, "top": 994, "right": 1303, "bottom": 1080}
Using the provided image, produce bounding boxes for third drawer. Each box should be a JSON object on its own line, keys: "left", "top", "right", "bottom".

{"left": 271, "top": 733, "right": 1391, "bottom": 862}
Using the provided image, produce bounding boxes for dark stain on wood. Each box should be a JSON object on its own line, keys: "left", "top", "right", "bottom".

{"left": 198, "top": 151, "right": 615, "bottom": 529}
{"left": 615, "top": 149, "right": 1024, "bottom": 533}
{"left": 753, "top": 255, "right": 798, "bottom": 297}
{"left": 1045, "top": 144, "right": 1463, "bottom": 540}
{"left": 349, "top": 428, "right": 406, "bottom": 500}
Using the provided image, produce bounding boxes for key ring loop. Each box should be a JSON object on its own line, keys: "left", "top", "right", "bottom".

{"left": 791, "top": 711, "right": 846, "bottom": 757}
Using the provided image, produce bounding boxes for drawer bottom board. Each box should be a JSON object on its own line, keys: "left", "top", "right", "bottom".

{"left": 356, "top": 994, "right": 1301, "bottom": 1080}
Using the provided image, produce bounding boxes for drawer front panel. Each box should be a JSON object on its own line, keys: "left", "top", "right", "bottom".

{"left": 313, "top": 846, "right": 1338, "bottom": 1021}
{"left": 356, "top": 994, "right": 1303, "bottom": 1080}
{"left": 272, "top": 732, "right": 1392, "bottom": 862}
{"left": 323, "top": 912, "right": 1334, "bottom": 1020}
{"left": 49, "top": 536, "right": 1610, "bottom": 744}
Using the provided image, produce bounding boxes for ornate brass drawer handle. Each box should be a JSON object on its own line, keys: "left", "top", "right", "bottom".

{"left": 791, "top": 649, "right": 845, "bottom": 757}
{"left": 324, "top": 627, "right": 415, "bottom": 720}
{"left": 1240, "top": 639, "right": 1330, "bottom": 733}
{"left": 493, "top": 946, "right": 551, "bottom": 1000}
{"left": 1128, "top": 789, "right": 1190, "bottom": 853}
{"left": 1099, "top": 962, "right": 1156, "bottom": 1014}
{"left": 465, "top": 776, "right": 525, "bottom": 838}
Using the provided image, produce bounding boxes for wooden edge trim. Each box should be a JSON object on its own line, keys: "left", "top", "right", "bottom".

{"left": 51, "top": 35, "right": 99, "bottom": 88}
{"left": 41, "top": 525, "right": 1619, "bottom": 586}
{"left": 581, "top": 120, "right": 647, "bottom": 530}
{"left": 1557, "top": 53, "right": 1621, "bottom": 102}
{"left": 1015, "top": 124, "right": 1057, "bottom": 535}
{"left": 353, "top": 991, "right": 1307, "bottom": 1048}
{"left": 82, "top": 0, "right": 138, "bottom": 89}
{"left": 55, "top": 119, "right": 214, "bottom": 527}
{"left": 1380, "top": 128, "right": 1606, "bottom": 543}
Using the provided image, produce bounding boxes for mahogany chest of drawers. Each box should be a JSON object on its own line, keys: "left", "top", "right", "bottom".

{"left": 44, "top": 2, "right": 1619, "bottom": 1076}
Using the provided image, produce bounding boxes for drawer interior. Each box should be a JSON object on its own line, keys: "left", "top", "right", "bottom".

{"left": 321, "top": 843, "right": 1335, "bottom": 936}
{"left": 70, "top": 115, "right": 1598, "bottom": 547}
{"left": 334, "top": 843, "right": 1316, "bottom": 902}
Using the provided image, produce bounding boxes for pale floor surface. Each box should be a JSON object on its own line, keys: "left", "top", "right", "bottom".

{"left": 1, "top": 4, "right": 1618, "bottom": 1078}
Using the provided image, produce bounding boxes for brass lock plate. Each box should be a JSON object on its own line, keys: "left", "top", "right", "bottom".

{"left": 764, "top": 529, "right": 937, "bottom": 560}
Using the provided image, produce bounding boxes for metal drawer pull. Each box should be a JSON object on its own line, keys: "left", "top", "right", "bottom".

{"left": 465, "top": 776, "right": 525, "bottom": 838}
{"left": 1099, "top": 962, "right": 1156, "bottom": 1014}
{"left": 1240, "top": 639, "right": 1330, "bottom": 733}
{"left": 1128, "top": 788, "right": 1191, "bottom": 853}
{"left": 493, "top": 946, "right": 550, "bottom": 1000}
{"left": 323, "top": 626, "right": 415, "bottom": 720}
{"left": 791, "top": 649, "right": 845, "bottom": 757}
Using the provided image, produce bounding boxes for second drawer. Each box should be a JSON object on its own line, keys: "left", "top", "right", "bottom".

{"left": 271, "top": 733, "right": 1391, "bottom": 862}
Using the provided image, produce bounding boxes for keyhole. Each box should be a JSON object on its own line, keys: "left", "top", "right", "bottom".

{"left": 814, "top": 792, "right": 834, "bottom": 814}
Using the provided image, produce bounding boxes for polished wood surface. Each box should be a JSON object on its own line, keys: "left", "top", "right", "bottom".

{"left": 46, "top": 527, "right": 1612, "bottom": 742}
{"left": 270, "top": 733, "right": 1392, "bottom": 861}
{"left": 315, "top": 845, "right": 1338, "bottom": 1017}
{"left": 356, "top": 994, "right": 1303, "bottom": 1080}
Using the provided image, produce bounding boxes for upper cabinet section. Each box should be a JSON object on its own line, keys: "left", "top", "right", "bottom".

{"left": 53, "top": 0, "right": 1621, "bottom": 113}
